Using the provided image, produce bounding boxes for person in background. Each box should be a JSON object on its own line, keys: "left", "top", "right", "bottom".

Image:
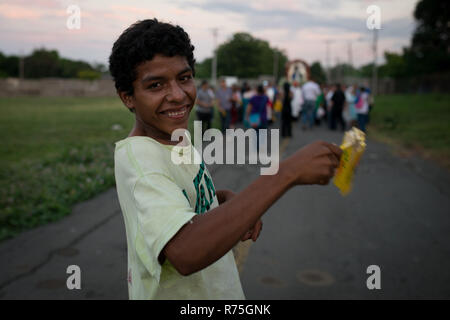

{"left": 111, "top": 18, "right": 342, "bottom": 301}
{"left": 330, "top": 83, "right": 346, "bottom": 131}
{"left": 273, "top": 84, "right": 283, "bottom": 127}
{"left": 230, "top": 84, "right": 242, "bottom": 129}
{"left": 301, "top": 77, "right": 321, "bottom": 130}
{"left": 239, "top": 82, "right": 249, "bottom": 124}
{"left": 216, "top": 79, "right": 233, "bottom": 133}
{"left": 241, "top": 83, "right": 255, "bottom": 129}
{"left": 266, "top": 81, "right": 275, "bottom": 106}
{"left": 246, "top": 84, "right": 269, "bottom": 152}
{"left": 345, "top": 84, "right": 358, "bottom": 128}
{"left": 325, "top": 84, "right": 335, "bottom": 129}
{"left": 290, "top": 81, "right": 303, "bottom": 122}
{"left": 281, "top": 82, "right": 293, "bottom": 138}
{"left": 196, "top": 80, "right": 215, "bottom": 134}
{"left": 314, "top": 83, "right": 326, "bottom": 126}
{"left": 355, "top": 86, "right": 370, "bottom": 132}
{"left": 366, "top": 87, "right": 373, "bottom": 124}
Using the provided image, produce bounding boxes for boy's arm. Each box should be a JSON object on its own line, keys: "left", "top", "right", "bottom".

{"left": 161, "top": 141, "right": 342, "bottom": 276}
{"left": 216, "top": 189, "right": 262, "bottom": 242}
{"left": 216, "top": 189, "right": 234, "bottom": 205}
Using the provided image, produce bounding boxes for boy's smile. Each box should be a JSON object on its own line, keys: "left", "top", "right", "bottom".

{"left": 124, "top": 54, "right": 196, "bottom": 144}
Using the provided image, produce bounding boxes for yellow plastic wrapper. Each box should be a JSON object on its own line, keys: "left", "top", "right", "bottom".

{"left": 333, "top": 127, "right": 366, "bottom": 196}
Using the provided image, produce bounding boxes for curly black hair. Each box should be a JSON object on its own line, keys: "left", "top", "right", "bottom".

{"left": 109, "top": 19, "right": 195, "bottom": 97}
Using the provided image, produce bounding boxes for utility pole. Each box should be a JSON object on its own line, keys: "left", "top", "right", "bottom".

{"left": 325, "top": 39, "right": 333, "bottom": 83}
{"left": 347, "top": 41, "right": 353, "bottom": 67}
{"left": 273, "top": 50, "right": 278, "bottom": 84}
{"left": 372, "top": 28, "right": 378, "bottom": 98}
{"left": 19, "top": 50, "right": 24, "bottom": 80}
{"left": 336, "top": 57, "right": 342, "bottom": 84}
{"left": 211, "top": 28, "right": 218, "bottom": 87}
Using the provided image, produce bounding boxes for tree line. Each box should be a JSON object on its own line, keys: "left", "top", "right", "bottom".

{"left": 0, "top": 48, "right": 106, "bottom": 80}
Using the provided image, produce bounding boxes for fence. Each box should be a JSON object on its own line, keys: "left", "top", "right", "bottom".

{"left": 342, "top": 73, "right": 450, "bottom": 95}
{"left": 1, "top": 74, "right": 448, "bottom": 97}
{"left": 0, "top": 78, "right": 116, "bottom": 97}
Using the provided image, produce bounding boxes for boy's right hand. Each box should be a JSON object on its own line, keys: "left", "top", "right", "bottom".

{"left": 282, "top": 141, "right": 342, "bottom": 186}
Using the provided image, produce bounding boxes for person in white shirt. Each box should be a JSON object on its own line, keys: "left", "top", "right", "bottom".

{"left": 290, "top": 81, "right": 303, "bottom": 121}
{"left": 301, "top": 79, "right": 321, "bottom": 130}
{"left": 355, "top": 86, "right": 370, "bottom": 132}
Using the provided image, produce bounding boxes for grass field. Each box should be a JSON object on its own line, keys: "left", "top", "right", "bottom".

{"left": 0, "top": 96, "right": 223, "bottom": 242}
{"left": 369, "top": 94, "right": 450, "bottom": 169}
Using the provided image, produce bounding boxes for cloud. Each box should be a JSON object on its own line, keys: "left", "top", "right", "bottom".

{"left": 0, "top": 4, "right": 42, "bottom": 19}
{"left": 380, "top": 17, "right": 416, "bottom": 39}
{"left": 182, "top": 0, "right": 413, "bottom": 41}
{"left": 0, "top": 0, "right": 416, "bottom": 67}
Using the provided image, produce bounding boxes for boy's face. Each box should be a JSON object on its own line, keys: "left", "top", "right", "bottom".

{"left": 123, "top": 55, "right": 196, "bottom": 143}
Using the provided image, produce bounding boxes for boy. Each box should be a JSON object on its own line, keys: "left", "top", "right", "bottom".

{"left": 110, "top": 19, "right": 342, "bottom": 300}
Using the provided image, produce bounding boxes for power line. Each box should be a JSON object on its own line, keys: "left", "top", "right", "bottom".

{"left": 348, "top": 41, "right": 353, "bottom": 67}
{"left": 273, "top": 50, "right": 278, "bottom": 83}
{"left": 211, "top": 28, "right": 218, "bottom": 87}
{"left": 324, "top": 39, "right": 333, "bottom": 81}
{"left": 19, "top": 50, "right": 24, "bottom": 80}
{"left": 372, "top": 28, "right": 378, "bottom": 98}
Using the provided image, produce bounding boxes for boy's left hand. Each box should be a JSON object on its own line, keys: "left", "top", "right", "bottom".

{"left": 240, "top": 219, "right": 263, "bottom": 242}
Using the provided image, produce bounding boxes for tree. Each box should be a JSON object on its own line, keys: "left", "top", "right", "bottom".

{"left": 214, "top": 32, "right": 288, "bottom": 78}
{"left": 77, "top": 69, "right": 101, "bottom": 80}
{"left": 378, "top": 52, "right": 407, "bottom": 78}
{"left": 195, "top": 57, "right": 212, "bottom": 79}
{"left": 24, "top": 48, "right": 60, "bottom": 78}
{"left": 310, "top": 61, "right": 327, "bottom": 84}
{"left": 0, "top": 51, "right": 19, "bottom": 77}
{"left": 405, "top": 0, "right": 449, "bottom": 75}
{"left": 0, "top": 48, "right": 100, "bottom": 79}
{"left": 58, "top": 58, "right": 93, "bottom": 78}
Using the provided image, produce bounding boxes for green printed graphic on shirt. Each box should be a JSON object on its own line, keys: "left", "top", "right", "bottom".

{"left": 193, "top": 162, "right": 216, "bottom": 214}
{"left": 182, "top": 189, "right": 191, "bottom": 206}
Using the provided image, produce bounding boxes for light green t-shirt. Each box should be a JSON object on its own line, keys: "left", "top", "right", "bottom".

{"left": 114, "top": 135, "right": 245, "bottom": 300}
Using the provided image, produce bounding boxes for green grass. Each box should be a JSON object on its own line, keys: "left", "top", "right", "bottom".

{"left": 369, "top": 94, "right": 450, "bottom": 168}
{"left": 0, "top": 96, "right": 224, "bottom": 242}
{"left": 0, "top": 97, "right": 135, "bottom": 241}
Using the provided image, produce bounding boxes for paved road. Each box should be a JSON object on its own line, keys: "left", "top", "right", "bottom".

{"left": 238, "top": 124, "right": 450, "bottom": 299}
{"left": 0, "top": 122, "right": 449, "bottom": 299}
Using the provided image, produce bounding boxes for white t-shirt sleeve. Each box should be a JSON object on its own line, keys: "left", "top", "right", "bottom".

{"left": 133, "top": 172, "right": 196, "bottom": 279}
{"left": 315, "top": 83, "right": 321, "bottom": 97}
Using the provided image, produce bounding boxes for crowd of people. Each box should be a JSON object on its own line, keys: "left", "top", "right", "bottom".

{"left": 195, "top": 78, "right": 373, "bottom": 139}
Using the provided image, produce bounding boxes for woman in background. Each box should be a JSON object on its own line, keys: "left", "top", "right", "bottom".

{"left": 246, "top": 84, "right": 269, "bottom": 151}
{"left": 281, "top": 82, "right": 293, "bottom": 138}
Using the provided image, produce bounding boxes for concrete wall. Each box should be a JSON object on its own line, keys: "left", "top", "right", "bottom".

{"left": 0, "top": 78, "right": 117, "bottom": 97}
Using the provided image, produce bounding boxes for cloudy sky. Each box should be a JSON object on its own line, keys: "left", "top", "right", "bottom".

{"left": 0, "top": 0, "right": 418, "bottom": 68}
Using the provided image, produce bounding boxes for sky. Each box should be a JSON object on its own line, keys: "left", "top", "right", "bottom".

{"left": 0, "top": 0, "right": 418, "bottom": 69}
